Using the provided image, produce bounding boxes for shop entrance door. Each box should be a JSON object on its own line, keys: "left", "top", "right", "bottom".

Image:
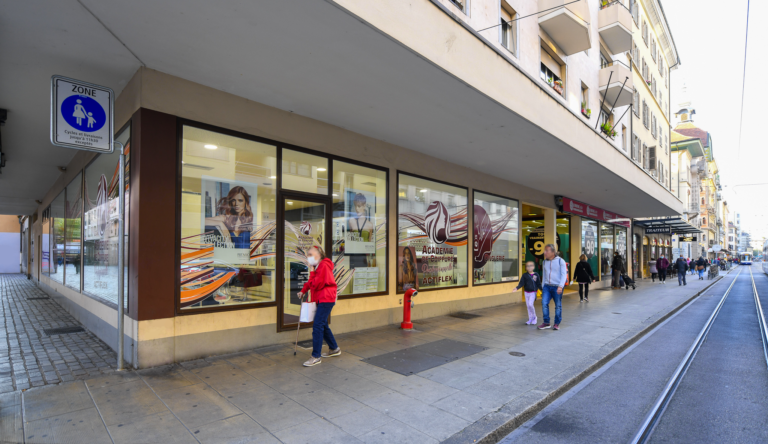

{"left": 279, "top": 195, "right": 330, "bottom": 331}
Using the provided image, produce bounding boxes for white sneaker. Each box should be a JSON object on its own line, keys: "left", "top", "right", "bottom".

{"left": 303, "top": 357, "right": 322, "bottom": 367}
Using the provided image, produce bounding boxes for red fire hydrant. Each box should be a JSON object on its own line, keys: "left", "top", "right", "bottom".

{"left": 400, "top": 288, "right": 418, "bottom": 330}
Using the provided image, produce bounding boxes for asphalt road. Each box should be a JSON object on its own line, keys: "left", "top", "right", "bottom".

{"left": 501, "top": 266, "right": 768, "bottom": 444}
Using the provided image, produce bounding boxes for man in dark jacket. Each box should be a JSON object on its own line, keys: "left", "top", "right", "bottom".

{"left": 611, "top": 252, "right": 625, "bottom": 289}
{"left": 656, "top": 254, "right": 670, "bottom": 284}
{"left": 674, "top": 255, "right": 688, "bottom": 286}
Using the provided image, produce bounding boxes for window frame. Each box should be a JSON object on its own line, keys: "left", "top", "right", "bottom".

{"left": 175, "top": 118, "right": 391, "bottom": 315}
{"left": 499, "top": 2, "right": 517, "bottom": 57}
{"left": 471, "top": 189, "right": 520, "bottom": 287}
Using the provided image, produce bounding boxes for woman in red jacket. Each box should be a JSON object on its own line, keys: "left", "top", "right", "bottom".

{"left": 298, "top": 246, "right": 340, "bottom": 367}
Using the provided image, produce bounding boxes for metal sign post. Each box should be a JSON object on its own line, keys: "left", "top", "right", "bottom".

{"left": 51, "top": 75, "right": 126, "bottom": 370}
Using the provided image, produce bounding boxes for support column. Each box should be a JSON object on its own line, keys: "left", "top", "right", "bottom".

{"left": 544, "top": 208, "right": 557, "bottom": 251}
{"left": 570, "top": 216, "right": 582, "bottom": 278}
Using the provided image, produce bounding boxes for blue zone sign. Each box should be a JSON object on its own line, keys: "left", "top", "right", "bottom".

{"left": 51, "top": 76, "right": 114, "bottom": 153}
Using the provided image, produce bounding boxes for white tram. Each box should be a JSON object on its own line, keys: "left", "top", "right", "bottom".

{"left": 740, "top": 252, "right": 752, "bottom": 266}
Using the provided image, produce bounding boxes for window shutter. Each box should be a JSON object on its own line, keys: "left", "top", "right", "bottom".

{"left": 649, "top": 147, "right": 657, "bottom": 170}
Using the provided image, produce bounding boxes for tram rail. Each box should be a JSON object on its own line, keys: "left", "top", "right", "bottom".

{"left": 630, "top": 266, "right": 768, "bottom": 444}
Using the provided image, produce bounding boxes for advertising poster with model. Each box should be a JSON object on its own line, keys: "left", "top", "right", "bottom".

{"left": 200, "top": 176, "right": 258, "bottom": 266}
{"left": 397, "top": 246, "right": 419, "bottom": 293}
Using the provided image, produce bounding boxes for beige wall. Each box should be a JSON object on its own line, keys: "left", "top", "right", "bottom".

{"left": 0, "top": 215, "right": 19, "bottom": 233}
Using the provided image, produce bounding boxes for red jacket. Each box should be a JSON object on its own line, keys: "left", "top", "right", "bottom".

{"left": 656, "top": 257, "right": 669, "bottom": 270}
{"left": 301, "top": 257, "right": 337, "bottom": 303}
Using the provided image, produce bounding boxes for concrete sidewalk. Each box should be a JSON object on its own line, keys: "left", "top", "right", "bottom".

{"left": 1, "top": 273, "right": 722, "bottom": 444}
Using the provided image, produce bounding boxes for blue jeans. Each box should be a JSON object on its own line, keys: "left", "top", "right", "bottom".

{"left": 678, "top": 272, "right": 686, "bottom": 285}
{"left": 698, "top": 269, "right": 704, "bottom": 279}
{"left": 541, "top": 285, "right": 562, "bottom": 325}
{"left": 312, "top": 302, "right": 337, "bottom": 358}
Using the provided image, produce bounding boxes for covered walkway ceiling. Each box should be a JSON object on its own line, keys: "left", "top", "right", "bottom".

{"left": 0, "top": 0, "right": 680, "bottom": 216}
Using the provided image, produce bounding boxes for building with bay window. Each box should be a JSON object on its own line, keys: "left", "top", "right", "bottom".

{"left": 5, "top": 0, "right": 682, "bottom": 367}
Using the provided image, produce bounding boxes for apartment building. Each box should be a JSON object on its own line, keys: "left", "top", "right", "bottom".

{"left": 4, "top": 0, "right": 682, "bottom": 367}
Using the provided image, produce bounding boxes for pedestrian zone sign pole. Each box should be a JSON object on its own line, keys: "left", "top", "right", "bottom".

{"left": 50, "top": 75, "right": 127, "bottom": 371}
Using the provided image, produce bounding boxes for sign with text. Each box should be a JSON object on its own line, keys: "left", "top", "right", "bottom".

{"left": 51, "top": 76, "right": 114, "bottom": 153}
{"left": 557, "top": 197, "right": 631, "bottom": 227}
{"left": 645, "top": 226, "right": 671, "bottom": 234}
{"left": 680, "top": 236, "right": 697, "bottom": 242}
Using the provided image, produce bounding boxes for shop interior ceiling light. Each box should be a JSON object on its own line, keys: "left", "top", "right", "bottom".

{"left": 204, "top": 144, "right": 217, "bottom": 150}
{"left": 420, "top": 189, "right": 428, "bottom": 192}
{"left": 317, "top": 167, "right": 326, "bottom": 171}
{"left": 269, "top": 175, "right": 276, "bottom": 179}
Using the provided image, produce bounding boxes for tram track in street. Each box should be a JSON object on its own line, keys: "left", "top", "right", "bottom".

{"left": 631, "top": 266, "right": 768, "bottom": 444}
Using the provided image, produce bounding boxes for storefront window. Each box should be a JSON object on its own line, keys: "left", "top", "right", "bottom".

{"left": 557, "top": 217, "right": 571, "bottom": 284}
{"left": 83, "top": 125, "right": 130, "bottom": 306}
{"left": 633, "top": 233, "right": 640, "bottom": 277}
{"left": 397, "top": 174, "right": 467, "bottom": 292}
{"left": 600, "top": 223, "right": 614, "bottom": 277}
{"left": 581, "top": 219, "right": 599, "bottom": 278}
{"left": 472, "top": 192, "right": 519, "bottom": 284}
{"left": 282, "top": 149, "right": 328, "bottom": 195}
{"left": 332, "top": 161, "right": 387, "bottom": 295}
{"left": 64, "top": 174, "right": 82, "bottom": 292}
{"left": 616, "top": 227, "right": 628, "bottom": 269}
{"left": 42, "top": 208, "right": 50, "bottom": 276}
{"left": 50, "top": 192, "right": 66, "bottom": 284}
{"left": 180, "top": 126, "right": 277, "bottom": 310}
{"left": 642, "top": 236, "right": 650, "bottom": 277}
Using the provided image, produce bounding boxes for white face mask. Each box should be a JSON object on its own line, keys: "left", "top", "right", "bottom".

{"left": 307, "top": 256, "right": 319, "bottom": 267}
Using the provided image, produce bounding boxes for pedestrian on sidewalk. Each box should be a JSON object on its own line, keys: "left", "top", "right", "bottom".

{"left": 298, "top": 246, "right": 340, "bottom": 367}
{"left": 674, "top": 255, "right": 688, "bottom": 286}
{"left": 656, "top": 254, "right": 669, "bottom": 284}
{"left": 611, "top": 252, "right": 625, "bottom": 289}
{"left": 688, "top": 258, "right": 696, "bottom": 276}
{"left": 695, "top": 256, "right": 707, "bottom": 280}
{"left": 513, "top": 261, "right": 542, "bottom": 325}
{"left": 538, "top": 244, "right": 568, "bottom": 331}
{"left": 648, "top": 258, "right": 658, "bottom": 282}
{"left": 573, "top": 254, "right": 596, "bottom": 302}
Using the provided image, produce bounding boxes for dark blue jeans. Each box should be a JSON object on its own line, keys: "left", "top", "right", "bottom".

{"left": 312, "top": 302, "right": 337, "bottom": 358}
{"left": 678, "top": 271, "right": 686, "bottom": 285}
{"left": 541, "top": 285, "right": 562, "bottom": 325}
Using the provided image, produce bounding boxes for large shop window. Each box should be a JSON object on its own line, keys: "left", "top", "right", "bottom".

{"left": 64, "top": 173, "right": 83, "bottom": 292}
{"left": 616, "top": 227, "right": 628, "bottom": 267}
{"left": 83, "top": 125, "right": 131, "bottom": 307}
{"left": 282, "top": 149, "right": 328, "bottom": 195}
{"left": 600, "top": 223, "right": 615, "bottom": 277}
{"left": 332, "top": 161, "right": 387, "bottom": 295}
{"left": 50, "top": 191, "right": 66, "bottom": 284}
{"left": 180, "top": 126, "right": 277, "bottom": 310}
{"left": 472, "top": 192, "right": 519, "bottom": 284}
{"left": 581, "top": 219, "right": 599, "bottom": 278}
{"left": 42, "top": 208, "right": 50, "bottom": 276}
{"left": 397, "top": 174, "right": 467, "bottom": 292}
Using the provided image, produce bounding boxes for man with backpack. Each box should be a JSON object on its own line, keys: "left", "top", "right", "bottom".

{"left": 695, "top": 256, "right": 708, "bottom": 280}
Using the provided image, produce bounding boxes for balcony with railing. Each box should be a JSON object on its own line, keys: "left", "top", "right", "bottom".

{"left": 599, "top": 61, "right": 633, "bottom": 108}
{"left": 538, "top": 0, "right": 591, "bottom": 56}
{"left": 598, "top": 1, "right": 633, "bottom": 54}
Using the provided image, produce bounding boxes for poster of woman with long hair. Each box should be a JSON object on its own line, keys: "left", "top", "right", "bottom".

{"left": 201, "top": 177, "right": 256, "bottom": 265}
{"left": 397, "top": 246, "right": 418, "bottom": 292}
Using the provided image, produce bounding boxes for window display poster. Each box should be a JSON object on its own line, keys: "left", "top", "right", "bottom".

{"left": 397, "top": 246, "right": 418, "bottom": 292}
{"left": 472, "top": 199, "right": 519, "bottom": 284}
{"left": 525, "top": 227, "right": 561, "bottom": 274}
{"left": 343, "top": 189, "right": 376, "bottom": 254}
{"left": 352, "top": 267, "right": 379, "bottom": 293}
{"left": 200, "top": 176, "right": 257, "bottom": 266}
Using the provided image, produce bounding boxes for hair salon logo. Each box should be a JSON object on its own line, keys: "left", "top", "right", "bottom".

{"left": 299, "top": 221, "right": 312, "bottom": 236}
{"left": 473, "top": 205, "right": 493, "bottom": 269}
{"left": 425, "top": 201, "right": 451, "bottom": 244}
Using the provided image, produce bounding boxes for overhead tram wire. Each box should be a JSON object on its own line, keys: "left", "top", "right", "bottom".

{"left": 736, "top": 0, "right": 750, "bottom": 164}
{"left": 476, "top": 0, "right": 585, "bottom": 34}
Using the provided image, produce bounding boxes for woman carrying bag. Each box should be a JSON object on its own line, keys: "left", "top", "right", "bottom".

{"left": 297, "top": 246, "right": 340, "bottom": 367}
{"left": 573, "top": 254, "right": 596, "bottom": 302}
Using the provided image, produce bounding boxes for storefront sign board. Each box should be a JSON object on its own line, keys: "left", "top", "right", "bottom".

{"left": 557, "top": 197, "right": 630, "bottom": 228}
{"left": 51, "top": 75, "right": 114, "bottom": 153}
{"left": 645, "top": 226, "right": 671, "bottom": 234}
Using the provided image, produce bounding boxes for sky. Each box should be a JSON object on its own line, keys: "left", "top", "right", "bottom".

{"left": 664, "top": 0, "right": 767, "bottom": 244}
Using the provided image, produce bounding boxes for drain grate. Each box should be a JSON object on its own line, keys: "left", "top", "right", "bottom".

{"left": 296, "top": 340, "right": 313, "bottom": 349}
{"left": 449, "top": 312, "right": 482, "bottom": 320}
{"left": 508, "top": 351, "right": 526, "bottom": 357}
{"left": 612, "top": 312, "right": 622, "bottom": 314}
{"left": 26, "top": 297, "right": 49, "bottom": 300}
{"left": 42, "top": 326, "right": 85, "bottom": 336}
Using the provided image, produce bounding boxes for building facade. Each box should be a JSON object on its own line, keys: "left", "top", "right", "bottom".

{"left": 6, "top": 0, "right": 681, "bottom": 368}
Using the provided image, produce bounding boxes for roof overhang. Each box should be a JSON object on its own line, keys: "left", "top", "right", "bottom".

{"left": 635, "top": 217, "right": 702, "bottom": 235}
{"left": 0, "top": 0, "right": 681, "bottom": 217}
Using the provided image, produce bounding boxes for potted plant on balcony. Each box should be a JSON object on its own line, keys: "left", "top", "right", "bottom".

{"left": 581, "top": 102, "right": 591, "bottom": 118}
{"left": 600, "top": 122, "right": 615, "bottom": 139}
{"left": 646, "top": 79, "right": 651, "bottom": 86}
{"left": 601, "top": 0, "right": 610, "bottom": 9}
{"left": 553, "top": 80, "right": 564, "bottom": 95}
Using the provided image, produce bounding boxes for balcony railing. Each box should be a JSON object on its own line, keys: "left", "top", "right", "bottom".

{"left": 599, "top": 61, "right": 633, "bottom": 108}
{"left": 598, "top": 1, "right": 633, "bottom": 54}
{"left": 538, "top": 0, "right": 591, "bottom": 56}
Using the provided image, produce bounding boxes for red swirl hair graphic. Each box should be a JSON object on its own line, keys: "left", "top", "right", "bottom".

{"left": 399, "top": 202, "right": 468, "bottom": 247}
{"left": 300, "top": 221, "right": 311, "bottom": 236}
{"left": 473, "top": 205, "right": 518, "bottom": 269}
